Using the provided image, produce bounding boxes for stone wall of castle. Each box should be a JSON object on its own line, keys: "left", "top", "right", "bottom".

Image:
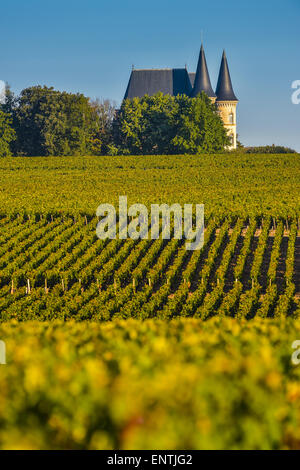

{"left": 216, "top": 101, "right": 237, "bottom": 150}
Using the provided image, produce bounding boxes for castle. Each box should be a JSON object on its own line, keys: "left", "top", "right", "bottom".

{"left": 124, "top": 45, "right": 238, "bottom": 149}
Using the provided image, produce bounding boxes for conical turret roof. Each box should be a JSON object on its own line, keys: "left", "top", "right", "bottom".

{"left": 215, "top": 50, "right": 238, "bottom": 101}
{"left": 190, "top": 44, "right": 216, "bottom": 98}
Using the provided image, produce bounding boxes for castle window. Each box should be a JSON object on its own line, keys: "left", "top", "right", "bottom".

{"left": 229, "top": 112, "right": 234, "bottom": 124}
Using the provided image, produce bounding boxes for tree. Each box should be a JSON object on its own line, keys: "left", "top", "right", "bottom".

{"left": 172, "top": 93, "right": 229, "bottom": 153}
{"left": 245, "top": 145, "right": 297, "bottom": 154}
{"left": 0, "top": 84, "right": 16, "bottom": 115}
{"left": 0, "top": 110, "right": 15, "bottom": 157}
{"left": 89, "top": 98, "right": 116, "bottom": 154}
{"left": 113, "top": 92, "right": 230, "bottom": 155}
{"left": 13, "top": 86, "right": 102, "bottom": 156}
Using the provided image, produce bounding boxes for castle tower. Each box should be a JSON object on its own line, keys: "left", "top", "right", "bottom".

{"left": 190, "top": 44, "right": 216, "bottom": 101}
{"left": 215, "top": 50, "right": 238, "bottom": 149}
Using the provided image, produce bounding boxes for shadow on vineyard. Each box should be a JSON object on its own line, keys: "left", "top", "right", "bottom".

{"left": 293, "top": 237, "right": 300, "bottom": 297}
{"left": 276, "top": 236, "right": 290, "bottom": 294}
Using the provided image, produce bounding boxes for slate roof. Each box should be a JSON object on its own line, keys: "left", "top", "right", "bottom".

{"left": 188, "top": 73, "right": 196, "bottom": 88}
{"left": 215, "top": 51, "right": 238, "bottom": 101}
{"left": 123, "top": 47, "right": 237, "bottom": 102}
{"left": 124, "top": 68, "right": 192, "bottom": 99}
{"left": 190, "top": 45, "right": 216, "bottom": 98}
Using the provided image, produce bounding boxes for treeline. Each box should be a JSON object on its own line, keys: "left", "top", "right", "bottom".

{"left": 111, "top": 92, "right": 229, "bottom": 155}
{"left": 0, "top": 86, "right": 115, "bottom": 156}
{"left": 0, "top": 85, "right": 230, "bottom": 156}
{"left": 244, "top": 145, "right": 297, "bottom": 154}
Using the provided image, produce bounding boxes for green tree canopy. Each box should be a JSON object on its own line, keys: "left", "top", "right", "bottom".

{"left": 12, "top": 86, "right": 103, "bottom": 156}
{"left": 112, "top": 92, "right": 230, "bottom": 155}
{"left": 245, "top": 145, "right": 297, "bottom": 154}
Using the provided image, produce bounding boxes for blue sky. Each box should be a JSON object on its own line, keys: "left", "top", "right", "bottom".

{"left": 1, "top": 0, "right": 299, "bottom": 150}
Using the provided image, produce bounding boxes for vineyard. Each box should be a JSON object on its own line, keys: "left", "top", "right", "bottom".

{"left": 0, "top": 153, "right": 299, "bottom": 218}
{"left": 0, "top": 214, "right": 298, "bottom": 321}
{"left": 1, "top": 318, "right": 300, "bottom": 450}
{"left": 0, "top": 153, "right": 300, "bottom": 449}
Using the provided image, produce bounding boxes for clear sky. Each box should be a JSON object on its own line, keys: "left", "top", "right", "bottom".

{"left": 1, "top": 0, "right": 299, "bottom": 150}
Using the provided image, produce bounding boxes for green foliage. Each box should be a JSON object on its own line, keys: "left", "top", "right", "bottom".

{"left": 1, "top": 318, "right": 300, "bottom": 449}
{"left": 89, "top": 98, "right": 116, "bottom": 154}
{"left": 0, "top": 84, "right": 16, "bottom": 116}
{"left": 172, "top": 93, "right": 230, "bottom": 153}
{"left": 0, "top": 215, "right": 298, "bottom": 321}
{"left": 0, "top": 110, "right": 15, "bottom": 157}
{"left": 0, "top": 154, "right": 298, "bottom": 218}
{"left": 12, "top": 86, "right": 102, "bottom": 156}
{"left": 113, "top": 92, "right": 229, "bottom": 154}
{"left": 0, "top": 153, "right": 299, "bottom": 450}
{"left": 245, "top": 145, "right": 297, "bottom": 154}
